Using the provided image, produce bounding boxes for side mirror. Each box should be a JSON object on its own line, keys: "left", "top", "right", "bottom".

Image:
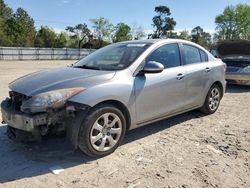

{"left": 143, "top": 61, "right": 164, "bottom": 74}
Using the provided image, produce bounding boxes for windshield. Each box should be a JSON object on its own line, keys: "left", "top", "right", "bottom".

{"left": 73, "top": 43, "right": 151, "bottom": 71}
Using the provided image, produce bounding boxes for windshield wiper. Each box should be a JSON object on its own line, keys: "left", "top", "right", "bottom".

{"left": 73, "top": 65, "right": 102, "bottom": 70}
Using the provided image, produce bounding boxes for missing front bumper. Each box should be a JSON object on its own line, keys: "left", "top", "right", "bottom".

{"left": 1, "top": 99, "right": 46, "bottom": 132}
{"left": 1, "top": 98, "right": 90, "bottom": 147}
{"left": 1, "top": 99, "right": 66, "bottom": 132}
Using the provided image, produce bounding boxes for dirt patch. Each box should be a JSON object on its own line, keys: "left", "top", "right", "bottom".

{"left": 0, "top": 61, "right": 249, "bottom": 188}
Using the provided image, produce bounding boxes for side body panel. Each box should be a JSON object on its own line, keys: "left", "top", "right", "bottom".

{"left": 134, "top": 66, "right": 186, "bottom": 124}
{"left": 184, "top": 62, "right": 211, "bottom": 107}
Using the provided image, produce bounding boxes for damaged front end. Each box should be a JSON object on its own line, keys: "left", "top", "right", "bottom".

{"left": 1, "top": 88, "right": 89, "bottom": 146}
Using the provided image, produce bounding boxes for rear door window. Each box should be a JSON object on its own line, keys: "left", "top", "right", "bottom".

{"left": 199, "top": 50, "right": 208, "bottom": 62}
{"left": 182, "top": 44, "right": 202, "bottom": 65}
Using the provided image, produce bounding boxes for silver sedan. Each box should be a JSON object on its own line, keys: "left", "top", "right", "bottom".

{"left": 1, "top": 39, "right": 226, "bottom": 157}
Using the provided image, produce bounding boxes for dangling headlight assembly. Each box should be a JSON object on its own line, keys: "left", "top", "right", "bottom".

{"left": 21, "top": 87, "right": 85, "bottom": 113}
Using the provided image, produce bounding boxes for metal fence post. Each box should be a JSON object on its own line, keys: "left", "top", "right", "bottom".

{"left": 37, "top": 48, "right": 40, "bottom": 60}
{"left": 18, "top": 48, "right": 22, "bottom": 60}
{"left": 0, "top": 47, "right": 3, "bottom": 60}
{"left": 66, "top": 48, "right": 68, "bottom": 60}
{"left": 52, "top": 48, "right": 54, "bottom": 60}
{"left": 35, "top": 48, "right": 38, "bottom": 60}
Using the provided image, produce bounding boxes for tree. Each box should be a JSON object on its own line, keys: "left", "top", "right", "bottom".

{"left": 0, "top": 16, "right": 11, "bottom": 46}
{"left": 7, "top": 8, "right": 36, "bottom": 47}
{"left": 215, "top": 4, "right": 250, "bottom": 40}
{"left": 35, "top": 26, "right": 57, "bottom": 48}
{"left": 0, "top": 0, "right": 12, "bottom": 19}
{"left": 191, "top": 26, "right": 211, "bottom": 49}
{"left": 215, "top": 6, "right": 237, "bottom": 40}
{"left": 66, "top": 23, "right": 90, "bottom": 48}
{"left": 235, "top": 4, "right": 250, "bottom": 39}
{"left": 0, "top": 0, "right": 13, "bottom": 46}
{"left": 54, "top": 33, "right": 67, "bottom": 48}
{"left": 152, "top": 5, "right": 176, "bottom": 38}
{"left": 178, "top": 30, "right": 191, "bottom": 41}
{"left": 132, "top": 25, "right": 146, "bottom": 40}
{"left": 90, "top": 17, "right": 114, "bottom": 42}
{"left": 112, "top": 22, "right": 132, "bottom": 42}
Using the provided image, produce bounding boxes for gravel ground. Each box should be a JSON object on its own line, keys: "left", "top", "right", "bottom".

{"left": 0, "top": 61, "right": 249, "bottom": 188}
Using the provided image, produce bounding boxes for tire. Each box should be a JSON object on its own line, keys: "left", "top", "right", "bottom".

{"left": 78, "top": 104, "right": 126, "bottom": 157}
{"left": 200, "top": 84, "right": 222, "bottom": 115}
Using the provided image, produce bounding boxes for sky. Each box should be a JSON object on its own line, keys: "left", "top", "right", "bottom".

{"left": 4, "top": 0, "right": 250, "bottom": 34}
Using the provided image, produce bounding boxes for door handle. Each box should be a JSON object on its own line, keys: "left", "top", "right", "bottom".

{"left": 176, "top": 73, "right": 185, "bottom": 80}
{"left": 205, "top": 67, "right": 211, "bottom": 73}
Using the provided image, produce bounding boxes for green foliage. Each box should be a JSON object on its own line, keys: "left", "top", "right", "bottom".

{"left": 8, "top": 8, "right": 36, "bottom": 47}
{"left": 191, "top": 26, "right": 211, "bottom": 49}
{"left": 54, "top": 33, "right": 67, "bottom": 48}
{"left": 66, "top": 23, "right": 90, "bottom": 48}
{"left": 90, "top": 17, "right": 114, "bottom": 42}
{"left": 215, "top": 4, "right": 250, "bottom": 40}
{"left": 235, "top": 4, "right": 250, "bottom": 39}
{"left": 0, "top": 0, "right": 12, "bottom": 19}
{"left": 5, "top": 0, "right": 249, "bottom": 51}
{"left": 113, "top": 22, "right": 132, "bottom": 42}
{"left": 0, "top": 17, "right": 11, "bottom": 45}
{"left": 82, "top": 39, "right": 111, "bottom": 49}
{"left": 35, "top": 26, "right": 57, "bottom": 48}
{"left": 0, "top": 0, "right": 35, "bottom": 46}
{"left": 177, "top": 30, "right": 192, "bottom": 41}
{"left": 152, "top": 5, "right": 176, "bottom": 38}
{"left": 0, "top": 2, "right": 36, "bottom": 47}
{"left": 35, "top": 26, "right": 68, "bottom": 48}
{"left": 215, "top": 6, "right": 237, "bottom": 40}
{"left": 132, "top": 26, "right": 146, "bottom": 40}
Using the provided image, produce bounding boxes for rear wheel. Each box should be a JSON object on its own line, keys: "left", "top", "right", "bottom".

{"left": 200, "top": 84, "right": 221, "bottom": 115}
{"left": 78, "top": 104, "right": 126, "bottom": 157}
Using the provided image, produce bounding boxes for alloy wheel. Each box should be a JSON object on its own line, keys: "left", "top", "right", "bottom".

{"left": 208, "top": 87, "right": 220, "bottom": 111}
{"left": 90, "top": 113, "right": 122, "bottom": 152}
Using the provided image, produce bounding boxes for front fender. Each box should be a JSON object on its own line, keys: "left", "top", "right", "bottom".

{"left": 69, "top": 81, "right": 134, "bottom": 107}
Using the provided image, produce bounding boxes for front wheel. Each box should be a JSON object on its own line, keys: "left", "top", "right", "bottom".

{"left": 200, "top": 84, "right": 222, "bottom": 115}
{"left": 78, "top": 104, "right": 126, "bottom": 157}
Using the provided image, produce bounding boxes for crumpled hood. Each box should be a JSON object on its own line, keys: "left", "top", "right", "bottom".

{"left": 9, "top": 67, "right": 115, "bottom": 96}
{"left": 217, "top": 39, "right": 250, "bottom": 57}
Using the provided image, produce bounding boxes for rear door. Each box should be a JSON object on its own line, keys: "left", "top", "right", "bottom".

{"left": 180, "top": 44, "right": 211, "bottom": 107}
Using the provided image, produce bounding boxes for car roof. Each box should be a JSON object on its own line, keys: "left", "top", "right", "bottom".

{"left": 119, "top": 39, "right": 190, "bottom": 44}
{"left": 118, "top": 39, "right": 207, "bottom": 50}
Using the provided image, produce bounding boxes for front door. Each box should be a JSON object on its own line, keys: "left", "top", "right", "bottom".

{"left": 134, "top": 43, "right": 187, "bottom": 124}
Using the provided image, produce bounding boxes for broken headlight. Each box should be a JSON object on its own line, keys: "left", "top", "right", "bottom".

{"left": 21, "top": 88, "right": 85, "bottom": 113}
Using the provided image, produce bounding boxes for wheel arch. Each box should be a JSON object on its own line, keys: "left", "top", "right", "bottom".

{"left": 201, "top": 80, "right": 225, "bottom": 108}
{"left": 212, "top": 81, "right": 224, "bottom": 98}
{"left": 92, "top": 100, "right": 131, "bottom": 131}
